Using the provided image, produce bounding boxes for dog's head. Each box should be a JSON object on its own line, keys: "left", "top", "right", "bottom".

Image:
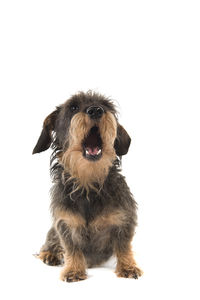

{"left": 33, "top": 92, "right": 131, "bottom": 189}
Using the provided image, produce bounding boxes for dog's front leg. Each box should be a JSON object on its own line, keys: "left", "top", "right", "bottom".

{"left": 114, "top": 227, "right": 143, "bottom": 279}
{"left": 60, "top": 248, "right": 87, "bottom": 282}
{"left": 56, "top": 219, "right": 87, "bottom": 282}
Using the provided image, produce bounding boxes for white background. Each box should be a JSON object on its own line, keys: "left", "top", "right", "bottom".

{"left": 0, "top": 0, "right": 200, "bottom": 299}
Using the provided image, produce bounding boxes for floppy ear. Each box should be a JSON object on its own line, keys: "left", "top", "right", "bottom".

{"left": 114, "top": 124, "right": 131, "bottom": 156}
{"left": 32, "top": 110, "right": 58, "bottom": 154}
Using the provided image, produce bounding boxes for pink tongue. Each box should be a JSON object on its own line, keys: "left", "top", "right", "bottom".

{"left": 86, "top": 147, "right": 99, "bottom": 155}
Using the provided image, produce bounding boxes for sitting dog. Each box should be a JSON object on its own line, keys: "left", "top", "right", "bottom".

{"left": 33, "top": 91, "right": 142, "bottom": 282}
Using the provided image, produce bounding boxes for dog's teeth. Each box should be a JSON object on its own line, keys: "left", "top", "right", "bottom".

{"left": 86, "top": 150, "right": 89, "bottom": 155}
{"left": 97, "top": 149, "right": 101, "bottom": 155}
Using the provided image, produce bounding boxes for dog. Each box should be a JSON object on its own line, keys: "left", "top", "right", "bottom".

{"left": 33, "top": 91, "right": 142, "bottom": 282}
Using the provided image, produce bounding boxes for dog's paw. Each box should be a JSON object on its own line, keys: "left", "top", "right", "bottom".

{"left": 60, "top": 269, "right": 87, "bottom": 282}
{"left": 38, "top": 251, "right": 64, "bottom": 266}
{"left": 116, "top": 265, "right": 143, "bottom": 279}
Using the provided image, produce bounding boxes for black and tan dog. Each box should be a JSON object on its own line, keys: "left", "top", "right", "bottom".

{"left": 33, "top": 91, "right": 142, "bottom": 282}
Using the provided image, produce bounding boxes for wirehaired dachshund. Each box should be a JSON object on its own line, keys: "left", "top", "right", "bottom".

{"left": 33, "top": 91, "right": 142, "bottom": 282}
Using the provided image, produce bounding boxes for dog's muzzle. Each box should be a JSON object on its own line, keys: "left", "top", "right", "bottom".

{"left": 86, "top": 106, "right": 104, "bottom": 120}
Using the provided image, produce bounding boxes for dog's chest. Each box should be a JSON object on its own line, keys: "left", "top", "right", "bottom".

{"left": 56, "top": 191, "right": 128, "bottom": 248}
{"left": 69, "top": 209, "right": 126, "bottom": 251}
{"left": 74, "top": 197, "right": 125, "bottom": 228}
{"left": 56, "top": 206, "right": 126, "bottom": 248}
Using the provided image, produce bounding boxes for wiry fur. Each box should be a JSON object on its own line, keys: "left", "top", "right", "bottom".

{"left": 61, "top": 111, "right": 117, "bottom": 191}
{"left": 33, "top": 91, "right": 142, "bottom": 282}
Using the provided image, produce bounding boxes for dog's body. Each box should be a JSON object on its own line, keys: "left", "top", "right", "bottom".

{"left": 33, "top": 91, "right": 142, "bottom": 282}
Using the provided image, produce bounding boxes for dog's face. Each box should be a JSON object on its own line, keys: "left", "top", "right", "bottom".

{"left": 33, "top": 92, "right": 131, "bottom": 189}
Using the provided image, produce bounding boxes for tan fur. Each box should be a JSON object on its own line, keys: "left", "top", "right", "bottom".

{"left": 60, "top": 250, "right": 87, "bottom": 281}
{"left": 54, "top": 209, "right": 85, "bottom": 228}
{"left": 98, "top": 112, "right": 117, "bottom": 147}
{"left": 54, "top": 209, "right": 86, "bottom": 247}
{"left": 38, "top": 251, "right": 51, "bottom": 261}
{"left": 54, "top": 208, "right": 126, "bottom": 230}
{"left": 38, "top": 250, "right": 63, "bottom": 265}
{"left": 60, "top": 111, "right": 117, "bottom": 191}
{"left": 90, "top": 209, "right": 127, "bottom": 231}
{"left": 115, "top": 243, "right": 143, "bottom": 278}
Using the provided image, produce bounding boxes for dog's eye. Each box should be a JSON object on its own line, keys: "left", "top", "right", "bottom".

{"left": 70, "top": 104, "right": 79, "bottom": 112}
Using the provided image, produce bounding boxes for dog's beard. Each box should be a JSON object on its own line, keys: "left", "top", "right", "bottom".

{"left": 60, "top": 112, "right": 117, "bottom": 191}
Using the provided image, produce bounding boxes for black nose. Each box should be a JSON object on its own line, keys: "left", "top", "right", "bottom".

{"left": 86, "top": 106, "right": 104, "bottom": 119}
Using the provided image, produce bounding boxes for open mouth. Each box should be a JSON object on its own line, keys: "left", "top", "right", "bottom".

{"left": 82, "top": 126, "right": 102, "bottom": 161}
